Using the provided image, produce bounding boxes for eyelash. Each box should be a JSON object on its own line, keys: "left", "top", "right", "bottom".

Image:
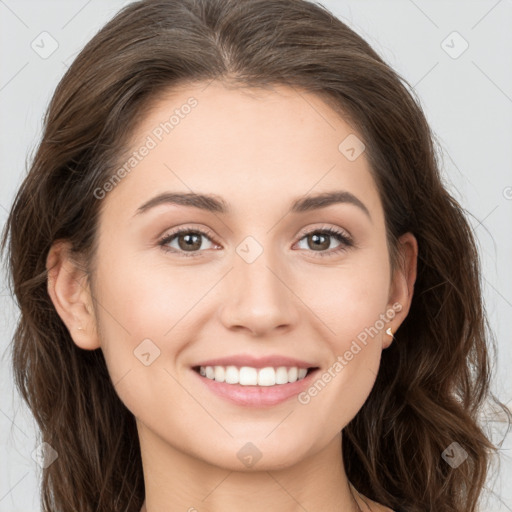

{"left": 158, "top": 225, "right": 354, "bottom": 259}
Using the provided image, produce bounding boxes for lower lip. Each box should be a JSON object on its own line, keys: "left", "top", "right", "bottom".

{"left": 192, "top": 368, "right": 319, "bottom": 407}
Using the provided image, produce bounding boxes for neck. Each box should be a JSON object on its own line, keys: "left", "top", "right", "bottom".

{"left": 137, "top": 423, "right": 365, "bottom": 512}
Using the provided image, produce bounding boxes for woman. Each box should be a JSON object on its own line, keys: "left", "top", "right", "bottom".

{"left": 2, "top": 0, "right": 509, "bottom": 511}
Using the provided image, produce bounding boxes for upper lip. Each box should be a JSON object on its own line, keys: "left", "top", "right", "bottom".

{"left": 192, "top": 354, "right": 317, "bottom": 369}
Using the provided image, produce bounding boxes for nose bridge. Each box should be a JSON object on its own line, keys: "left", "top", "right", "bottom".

{"left": 218, "top": 233, "right": 298, "bottom": 335}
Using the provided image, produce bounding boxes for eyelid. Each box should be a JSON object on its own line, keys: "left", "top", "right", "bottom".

{"left": 158, "top": 223, "right": 355, "bottom": 257}
{"left": 295, "top": 223, "right": 352, "bottom": 241}
{"left": 158, "top": 224, "right": 217, "bottom": 242}
{"left": 157, "top": 224, "right": 220, "bottom": 254}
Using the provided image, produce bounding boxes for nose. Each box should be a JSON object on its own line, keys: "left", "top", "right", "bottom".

{"left": 217, "top": 248, "right": 299, "bottom": 337}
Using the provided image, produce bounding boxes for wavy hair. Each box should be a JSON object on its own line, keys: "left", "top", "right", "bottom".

{"left": 2, "top": 0, "right": 510, "bottom": 510}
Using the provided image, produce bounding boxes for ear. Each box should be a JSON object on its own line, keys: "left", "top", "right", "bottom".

{"left": 46, "top": 240, "right": 100, "bottom": 350}
{"left": 383, "top": 232, "right": 418, "bottom": 348}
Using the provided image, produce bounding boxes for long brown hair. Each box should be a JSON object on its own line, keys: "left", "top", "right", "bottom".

{"left": 2, "top": 0, "right": 510, "bottom": 510}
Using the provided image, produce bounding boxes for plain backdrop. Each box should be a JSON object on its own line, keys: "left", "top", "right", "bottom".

{"left": 1, "top": 1, "right": 511, "bottom": 510}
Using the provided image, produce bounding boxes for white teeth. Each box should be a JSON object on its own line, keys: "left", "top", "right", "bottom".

{"left": 225, "top": 365, "right": 239, "bottom": 384}
{"left": 198, "top": 365, "right": 310, "bottom": 386}
{"left": 275, "top": 366, "right": 289, "bottom": 384}
{"left": 214, "top": 366, "right": 225, "bottom": 383}
{"left": 258, "top": 367, "right": 275, "bottom": 386}
{"left": 239, "top": 366, "right": 258, "bottom": 385}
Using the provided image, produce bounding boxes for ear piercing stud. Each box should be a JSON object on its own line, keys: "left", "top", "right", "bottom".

{"left": 386, "top": 327, "right": 394, "bottom": 339}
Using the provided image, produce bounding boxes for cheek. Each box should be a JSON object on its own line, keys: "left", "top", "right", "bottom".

{"left": 95, "top": 237, "right": 391, "bottom": 358}
{"left": 298, "top": 254, "right": 390, "bottom": 342}
{"left": 297, "top": 266, "right": 389, "bottom": 430}
{"left": 91, "top": 253, "right": 218, "bottom": 379}
{"left": 91, "top": 256, "right": 192, "bottom": 421}
{"left": 95, "top": 253, "right": 193, "bottom": 338}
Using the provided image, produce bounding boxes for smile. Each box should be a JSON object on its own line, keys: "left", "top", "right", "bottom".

{"left": 192, "top": 364, "right": 320, "bottom": 407}
{"left": 196, "top": 365, "right": 311, "bottom": 386}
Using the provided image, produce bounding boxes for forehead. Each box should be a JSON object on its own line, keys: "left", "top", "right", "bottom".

{"left": 101, "top": 81, "right": 383, "bottom": 223}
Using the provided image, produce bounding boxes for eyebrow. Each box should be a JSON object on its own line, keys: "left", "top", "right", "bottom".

{"left": 134, "top": 190, "right": 371, "bottom": 221}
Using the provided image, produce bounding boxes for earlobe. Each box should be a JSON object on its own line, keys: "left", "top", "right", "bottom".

{"left": 384, "top": 232, "right": 418, "bottom": 348}
{"left": 46, "top": 240, "right": 100, "bottom": 350}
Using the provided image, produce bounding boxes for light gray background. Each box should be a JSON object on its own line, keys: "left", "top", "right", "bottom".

{"left": 1, "top": 1, "right": 511, "bottom": 510}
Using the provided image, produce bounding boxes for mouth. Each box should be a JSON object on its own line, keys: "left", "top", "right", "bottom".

{"left": 191, "top": 364, "right": 321, "bottom": 407}
{"left": 192, "top": 365, "right": 319, "bottom": 386}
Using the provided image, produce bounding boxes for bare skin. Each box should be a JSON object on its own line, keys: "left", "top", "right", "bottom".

{"left": 47, "top": 81, "right": 416, "bottom": 512}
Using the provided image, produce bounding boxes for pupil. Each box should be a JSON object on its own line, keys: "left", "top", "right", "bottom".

{"left": 181, "top": 233, "right": 200, "bottom": 250}
{"left": 311, "top": 233, "right": 328, "bottom": 250}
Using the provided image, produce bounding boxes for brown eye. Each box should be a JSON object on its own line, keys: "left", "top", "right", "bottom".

{"left": 295, "top": 227, "right": 354, "bottom": 257}
{"left": 158, "top": 226, "right": 354, "bottom": 259}
{"left": 176, "top": 232, "right": 203, "bottom": 251}
{"left": 306, "top": 232, "right": 331, "bottom": 251}
{"left": 159, "top": 228, "right": 217, "bottom": 257}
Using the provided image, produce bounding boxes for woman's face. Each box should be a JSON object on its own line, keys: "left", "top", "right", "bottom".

{"left": 51, "top": 81, "right": 417, "bottom": 471}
